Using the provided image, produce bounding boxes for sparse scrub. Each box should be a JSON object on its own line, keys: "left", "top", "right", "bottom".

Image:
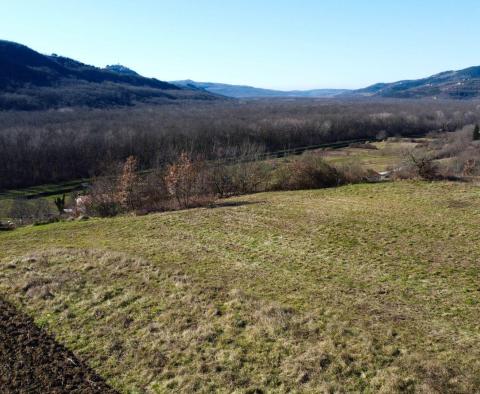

{"left": 8, "top": 198, "right": 56, "bottom": 225}
{"left": 404, "top": 151, "right": 439, "bottom": 180}
{"left": 82, "top": 149, "right": 379, "bottom": 218}
{"left": 404, "top": 125, "right": 480, "bottom": 179}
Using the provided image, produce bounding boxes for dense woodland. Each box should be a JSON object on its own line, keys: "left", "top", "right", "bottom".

{"left": 1, "top": 98, "right": 480, "bottom": 190}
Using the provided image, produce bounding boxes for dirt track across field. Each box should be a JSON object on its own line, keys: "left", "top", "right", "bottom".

{"left": 0, "top": 298, "right": 117, "bottom": 393}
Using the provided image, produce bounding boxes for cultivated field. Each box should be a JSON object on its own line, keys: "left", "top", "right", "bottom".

{"left": 1, "top": 181, "right": 479, "bottom": 392}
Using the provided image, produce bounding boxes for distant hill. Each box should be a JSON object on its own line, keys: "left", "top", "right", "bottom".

{"left": 351, "top": 66, "right": 480, "bottom": 99}
{"left": 172, "top": 80, "right": 349, "bottom": 98}
{"left": 3, "top": 39, "right": 480, "bottom": 109}
{"left": 0, "top": 40, "right": 219, "bottom": 110}
{"left": 175, "top": 64, "right": 480, "bottom": 100}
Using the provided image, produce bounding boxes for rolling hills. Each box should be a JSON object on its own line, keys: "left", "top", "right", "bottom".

{"left": 174, "top": 65, "right": 480, "bottom": 100}
{"left": 2, "top": 38, "right": 480, "bottom": 110}
{"left": 352, "top": 66, "right": 480, "bottom": 99}
{"left": 172, "top": 80, "right": 349, "bottom": 98}
{"left": 0, "top": 40, "right": 219, "bottom": 110}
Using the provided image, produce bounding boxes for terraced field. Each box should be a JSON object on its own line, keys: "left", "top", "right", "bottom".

{"left": 1, "top": 181, "right": 480, "bottom": 392}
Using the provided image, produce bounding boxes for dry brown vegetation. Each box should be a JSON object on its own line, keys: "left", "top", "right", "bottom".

{"left": 2, "top": 99, "right": 479, "bottom": 190}
{"left": 84, "top": 150, "right": 372, "bottom": 217}
{"left": 391, "top": 125, "right": 480, "bottom": 180}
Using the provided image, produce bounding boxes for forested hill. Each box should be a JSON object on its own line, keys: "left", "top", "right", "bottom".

{"left": 351, "top": 66, "right": 480, "bottom": 99}
{"left": 0, "top": 40, "right": 219, "bottom": 110}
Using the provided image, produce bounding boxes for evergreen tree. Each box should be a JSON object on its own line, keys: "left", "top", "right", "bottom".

{"left": 473, "top": 124, "right": 480, "bottom": 141}
{"left": 54, "top": 194, "right": 66, "bottom": 213}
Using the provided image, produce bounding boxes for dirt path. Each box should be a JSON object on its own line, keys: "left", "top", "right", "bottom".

{"left": 0, "top": 298, "right": 117, "bottom": 393}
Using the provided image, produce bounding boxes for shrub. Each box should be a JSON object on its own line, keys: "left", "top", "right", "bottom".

{"left": 210, "top": 163, "right": 235, "bottom": 198}
{"left": 473, "top": 124, "right": 480, "bottom": 141}
{"left": 116, "top": 156, "right": 140, "bottom": 211}
{"left": 271, "top": 154, "right": 340, "bottom": 191}
{"left": 403, "top": 151, "right": 439, "bottom": 180}
{"left": 9, "top": 198, "right": 55, "bottom": 225}
{"left": 138, "top": 169, "right": 171, "bottom": 212}
{"left": 334, "top": 160, "right": 377, "bottom": 184}
{"left": 53, "top": 194, "right": 66, "bottom": 214}
{"left": 229, "top": 161, "right": 270, "bottom": 195}
{"left": 165, "top": 152, "right": 214, "bottom": 208}
{"left": 85, "top": 177, "right": 121, "bottom": 217}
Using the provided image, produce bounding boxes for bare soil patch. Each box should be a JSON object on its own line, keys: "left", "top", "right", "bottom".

{"left": 0, "top": 298, "right": 116, "bottom": 393}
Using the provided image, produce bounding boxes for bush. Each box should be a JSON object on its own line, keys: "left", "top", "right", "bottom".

{"left": 473, "top": 124, "right": 480, "bottom": 141}
{"left": 85, "top": 177, "right": 121, "bottom": 217}
{"left": 116, "top": 156, "right": 140, "bottom": 211}
{"left": 402, "top": 151, "right": 439, "bottom": 180}
{"left": 165, "top": 152, "right": 201, "bottom": 208}
{"left": 271, "top": 154, "right": 340, "bottom": 191}
{"left": 210, "top": 163, "right": 236, "bottom": 198}
{"left": 334, "top": 160, "right": 378, "bottom": 184}
{"left": 137, "top": 169, "right": 171, "bottom": 212}
{"left": 53, "top": 194, "right": 66, "bottom": 214}
{"left": 229, "top": 161, "right": 271, "bottom": 195}
{"left": 9, "top": 198, "right": 56, "bottom": 225}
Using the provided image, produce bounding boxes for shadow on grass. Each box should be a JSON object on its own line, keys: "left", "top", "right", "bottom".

{"left": 208, "top": 200, "right": 265, "bottom": 209}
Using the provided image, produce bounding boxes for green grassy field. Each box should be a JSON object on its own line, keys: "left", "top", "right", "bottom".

{"left": 1, "top": 180, "right": 479, "bottom": 392}
{"left": 0, "top": 179, "right": 86, "bottom": 220}
{"left": 319, "top": 139, "right": 420, "bottom": 171}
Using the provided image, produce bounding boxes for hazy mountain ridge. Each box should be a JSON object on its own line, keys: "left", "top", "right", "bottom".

{"left": 172, "top": 80, "right": 349, "bottom": 98}
{"left": 174, "top": 64, "right": 480, "bottom": 99}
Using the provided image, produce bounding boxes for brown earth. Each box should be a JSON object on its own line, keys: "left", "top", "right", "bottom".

{"left": 0, "top": 298, "right": 117, "bottom": 394}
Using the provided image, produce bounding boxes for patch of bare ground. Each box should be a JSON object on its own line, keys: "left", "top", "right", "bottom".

{"left": 0, "top": 297, "right": 117, "bottom": 393}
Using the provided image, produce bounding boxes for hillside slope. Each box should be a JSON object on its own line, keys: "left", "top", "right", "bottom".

{"left": 172, "top": 80, "right": 349, "bottom": 98}
{"left": 0, "top": 40, "right": 219, "bottom": 109}
{"left": 353, "top": 66, "right": 480, "bottom": 99}
{"left": 1, "top": 181, "right": 479, "bottom": 392}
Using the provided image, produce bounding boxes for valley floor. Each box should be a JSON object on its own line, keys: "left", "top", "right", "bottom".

{"left": 1, "top": 181, "right": 480, "bottom": 392}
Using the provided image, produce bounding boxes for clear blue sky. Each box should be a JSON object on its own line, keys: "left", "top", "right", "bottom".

{"left": 3, "top": 0, "right": 480, "bottom": 89}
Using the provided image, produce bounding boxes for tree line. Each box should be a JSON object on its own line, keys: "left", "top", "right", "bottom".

{"left": 1, "top": 98, "right": 479, "bottom": 190}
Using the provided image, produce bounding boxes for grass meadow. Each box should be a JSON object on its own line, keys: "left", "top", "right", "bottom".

{"left": 1, "top": 180, "right": 479, "bottom": 392}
